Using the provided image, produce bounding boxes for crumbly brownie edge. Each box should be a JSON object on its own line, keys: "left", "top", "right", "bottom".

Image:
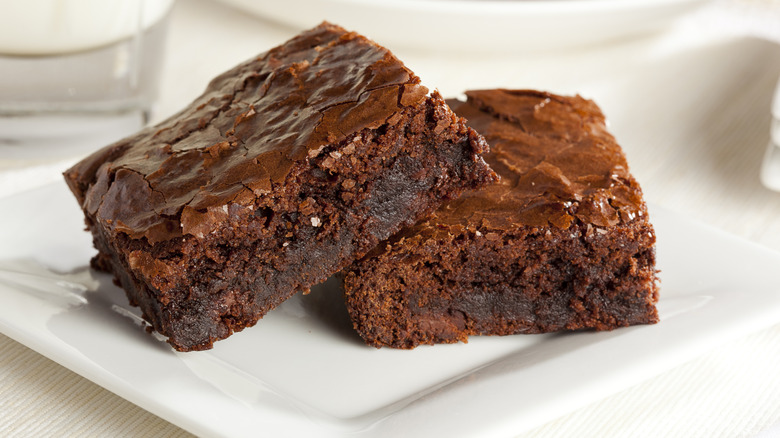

{"left": 344, "top": 216, "right": 659, "bottom": 349}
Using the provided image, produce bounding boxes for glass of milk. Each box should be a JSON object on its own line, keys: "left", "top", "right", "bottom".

{"left": 0, "top": 0, "right": 174, "bottom": 155}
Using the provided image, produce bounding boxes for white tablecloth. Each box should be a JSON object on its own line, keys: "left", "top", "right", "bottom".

{"left": 2, "top": 0, "right": 780, "bottom": 436}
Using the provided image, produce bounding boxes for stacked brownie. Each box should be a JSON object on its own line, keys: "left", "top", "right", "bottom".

{"left": 343, "top": 89, "right": 659, "bottom": 348}
{"left": 64, "top": 23, "right": 496, "bottom": 351}
{"left": 65, "top": 23, "right": 658, "bottom": 351}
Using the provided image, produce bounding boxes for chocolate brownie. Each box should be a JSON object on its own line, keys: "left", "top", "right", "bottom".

{"left": 63, "top": 23, "right": 496, "bottom": 351}
{"left": 343, "top": 89, "right": 659, "bottom": 349}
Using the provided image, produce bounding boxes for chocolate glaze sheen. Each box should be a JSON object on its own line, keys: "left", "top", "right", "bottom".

{"left": 435, "top": 89, "right": 645, "bottom": 233}
{"left": 66, "top": 23, "right": 430, "bottom": 244}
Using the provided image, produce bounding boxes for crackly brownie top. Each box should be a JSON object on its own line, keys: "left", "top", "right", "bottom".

{"left": 65, "top": 22, "right": 429, "bottom": 244}
{"left": 418, "top": 89, "right": 646, "bottom": 234}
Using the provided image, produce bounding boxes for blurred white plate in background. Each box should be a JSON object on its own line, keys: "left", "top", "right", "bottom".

{"left": 216, "top": 0, "right": 710, "bottom": 52}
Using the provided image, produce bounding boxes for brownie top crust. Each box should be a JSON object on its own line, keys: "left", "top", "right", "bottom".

{"left": 64, "top": 22, "right": 429, "bottom": 245}
{"left": 431, "top": 89, "right": 645, "bottom": 233}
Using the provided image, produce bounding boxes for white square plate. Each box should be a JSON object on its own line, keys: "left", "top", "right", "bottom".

{"left": 1, "top": 181, "right": 780, "bottom": 438}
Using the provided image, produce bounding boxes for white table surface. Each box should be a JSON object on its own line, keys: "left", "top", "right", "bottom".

{"left": 2, "top": 0, "right": 780, "bottom": 436}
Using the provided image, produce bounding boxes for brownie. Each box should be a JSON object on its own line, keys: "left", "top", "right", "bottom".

{"left": 63, "top": 23, "right": 496, "bottom": 351}
{"left": 343, "top": 89, "right": 659, "bottom": 349}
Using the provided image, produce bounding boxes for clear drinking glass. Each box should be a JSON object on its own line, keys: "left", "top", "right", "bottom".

{"left": 760, "top": 75, "right": 780, "bottom": 192}
{"left": 0, "top": 0, "right": 174, "bottom": 159}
